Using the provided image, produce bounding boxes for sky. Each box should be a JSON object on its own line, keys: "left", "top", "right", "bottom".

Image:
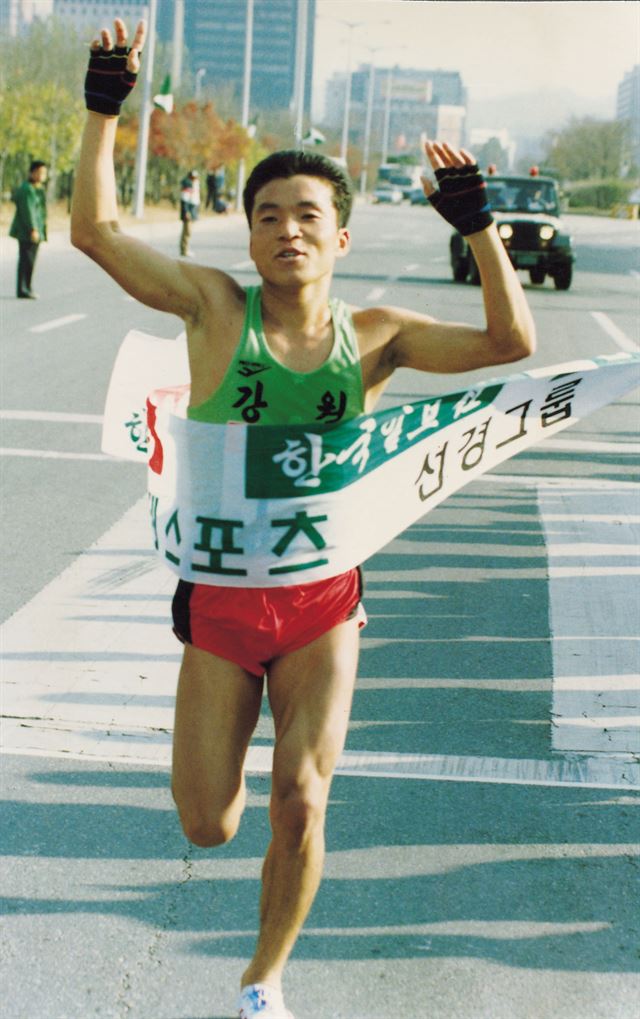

{"left": 312, "top": 0, "right": 640, "bottom": 116}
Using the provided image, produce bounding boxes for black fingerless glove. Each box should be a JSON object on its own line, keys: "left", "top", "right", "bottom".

{"left": 84, "top": 45, "right": 138, "bottom": 116}
{"left": 428, "top": 164, "right": 493, "bottom": 236}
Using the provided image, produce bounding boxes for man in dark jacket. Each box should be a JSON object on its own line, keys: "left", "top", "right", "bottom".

{"left": 10, "top": 160, "right": 48, "bottom": 299}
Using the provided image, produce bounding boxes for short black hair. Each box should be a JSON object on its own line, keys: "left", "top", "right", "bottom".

{"left": 243, "top": 150, "right": 353, "bottom": 228}
{"left": 29, "top": 160, "right": 47, "bottom": 173}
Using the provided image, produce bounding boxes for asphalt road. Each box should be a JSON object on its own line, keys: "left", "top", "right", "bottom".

{"left": 1, "top": 202, "right": 639, "bottom": 1019}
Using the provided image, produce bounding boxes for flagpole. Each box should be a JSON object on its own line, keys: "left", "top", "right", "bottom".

{"left": 132, "top": 0, "right": 157, "bottom": 218}
{"left": 235, "top": 0, "right": 254, "bottom": 212}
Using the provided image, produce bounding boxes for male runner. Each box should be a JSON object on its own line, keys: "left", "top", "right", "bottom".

{"left": 71, "top": 19, "right": 536, "bottom": 1019}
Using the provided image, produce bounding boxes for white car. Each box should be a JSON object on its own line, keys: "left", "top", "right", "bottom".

{"left": 372, "top": 184, "right": 403, "bottom": 205}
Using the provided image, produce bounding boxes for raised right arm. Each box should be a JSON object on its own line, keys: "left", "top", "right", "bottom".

{"left": 70, "top": 19, "right": 230, "bottom": 321}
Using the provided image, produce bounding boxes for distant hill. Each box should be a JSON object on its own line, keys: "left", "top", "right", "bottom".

{"left": 467, "top": 88, "right": 615, "bottom": 148}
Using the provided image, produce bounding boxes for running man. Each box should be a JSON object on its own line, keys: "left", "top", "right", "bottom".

{"left": 71, "top": 19, "right": 536, "bottom": 1019}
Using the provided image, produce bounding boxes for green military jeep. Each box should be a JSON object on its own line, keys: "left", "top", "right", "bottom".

{"left": 450, "top": 171, "right": 575, "bottom": 290}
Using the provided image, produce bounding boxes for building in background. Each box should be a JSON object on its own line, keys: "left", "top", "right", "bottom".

{"left": 177, "top": 0, "right": 315, "bottom": 117}
{"left": 1, "top": 0, "right": 54, "bottom": 35}
{"left": 468, "top": 127, "right": 517, "bottom": 171}
{"left": 616, "top": 64, "right": 640, "bottom": 171}
{"left": 4, "top": 0, "right": 314, "bottom": 123}
{"left": 51, "top": 0, "right": 148, "bottom": 31}
{"left": 0, "top": 0, "right": 149, "bottom": 37}
{"left": 325, "top": 65, "right": 467, "bottom": 158}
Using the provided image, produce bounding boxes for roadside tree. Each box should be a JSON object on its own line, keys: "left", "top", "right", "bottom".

{"left": 0, "top": 19, "right": 86, "bottom": 198}
{"left": 543, "top": 117, "right": 630, "bottom": 181}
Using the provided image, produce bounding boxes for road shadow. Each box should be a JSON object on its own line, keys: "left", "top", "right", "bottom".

{"left": 3, "top": 469, "right": 639, "bottom": 1015}
{"left": 2, "top": 771, "right": 638, "bottom": 975}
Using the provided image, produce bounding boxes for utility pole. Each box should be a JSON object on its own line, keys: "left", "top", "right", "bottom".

{"left": 132, "top": 0, "right": 157, "bottom": 218}
{"left": 381, "top": 67, "right": 393, "bottom": 165}
{"left": 359, "top": 60, "right": 376, "bottom": 194}
{"left": 171, "top": 0, "right": 184, "bottom": 90}
{"left": 293, "top": 0, "right": 309, "bottom": 147}
{"left": 235, "top": 0, "right": 254, "bottom": 211}
{"left": 339, "top": 24, "right": 357, "bottom": 162}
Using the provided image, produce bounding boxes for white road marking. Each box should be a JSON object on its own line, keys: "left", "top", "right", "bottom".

{"left": 305, "top": 921, "right": 611, "bottom": 940}
{"left": 365, "top": 263, "right": 423, "bottom": 303}
{"left": 538, "top": 486, "right": 640, "bottom": 755}
{"left": 0, "top": 448, "right": 114, "bottom": 461}
{"left": 543, "top": 438, "right": 640, "bottom": 454}
{"left": 544, "top": 513, "right": 640, "bottom": 524}
{"left": 29, "top": 313, "right": 87, "bottom": 334}
{"left": 554, "top": 675, "right": 639, "bottom": 691}
{"left": 547, "top": 565, "right": 640, "bottom": 577}
{"left": 546, "top": 542, "right": 638, "bottom": 557}
{"left": 2, "top": 489, "right": 639, "bottom": 789}
{"left": 484, "top": 474, "right": 639, "bottom": 491}
{"left": 0, "top": 410, "right": 103, "bottom": 424}
{"left": 591, "top": 310, "right": 639, "bottom": 353}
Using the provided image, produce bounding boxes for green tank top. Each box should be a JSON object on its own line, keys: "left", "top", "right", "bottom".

{"left": 188, "top": 285, "right": 365, "bottom": 426}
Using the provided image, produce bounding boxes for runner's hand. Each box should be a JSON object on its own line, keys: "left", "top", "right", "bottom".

{"left": 84, "top": 18, "right": 146, "bottom": 116}
{"left": 421, "top": 140, "right": 493, "bottom": 236}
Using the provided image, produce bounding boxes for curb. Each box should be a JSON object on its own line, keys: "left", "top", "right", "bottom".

{"left": 6, "top": 209, "right": 246, "bottom": 255}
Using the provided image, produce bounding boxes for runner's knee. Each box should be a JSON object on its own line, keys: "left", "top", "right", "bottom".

{"left": 172, "top": 783, "right": 244, "bottom": 847}
{"left": 270, "top": 768, "right": 330, "bottom": 848}
{"left": 175, "top": 802, "right": 242, "bottom": 847}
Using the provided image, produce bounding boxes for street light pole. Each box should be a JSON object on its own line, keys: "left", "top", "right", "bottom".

{"left": 339, "top": 23, "right": 357, "bottom": 162}
{"left": 235, "top": 0, "right": 254, "bottom": 212}
{"left": 293, "top": 0, "right": 308, "bottom": 147}
{"left": 171, "top": 0, "right": 184, "bottom": 90}
{"left": 132, "top": 0, "right": 157, "bottom": 218}
{"left": 195, "top": 67, "right": 206, "bottom": 100}
{"left": 359, "top": 60, "right": 376, "bottom": 194}
{"left": 381, "top": 66, "right": 393, "bottom": 165}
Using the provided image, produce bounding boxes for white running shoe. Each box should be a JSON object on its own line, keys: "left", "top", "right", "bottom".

{"left": 237, "top": 983, "right": 294, "bottom": 1019}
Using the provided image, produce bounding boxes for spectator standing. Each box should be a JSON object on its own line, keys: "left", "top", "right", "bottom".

{"left": 206, "top": 166, "right": 227, "bottom": 213}
{"left": 205, "top": 171, "right": 217, "bottom": 210}
{"left": 10, "top": 160, "right": 48, "bottom": 299}
{"left": 179, "top": 169, "right": 200, "bottom": 257}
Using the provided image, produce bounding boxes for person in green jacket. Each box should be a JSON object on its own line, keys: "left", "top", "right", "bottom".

{"left": 9, "top": 160, "right": 48, "bottom": 299}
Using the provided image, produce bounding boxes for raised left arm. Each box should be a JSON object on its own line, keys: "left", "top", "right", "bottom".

{"left": 387, "top": 140, "right": 536, "bottom": 375}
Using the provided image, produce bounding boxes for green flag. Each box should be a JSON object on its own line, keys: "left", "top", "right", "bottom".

{"left": 302, "top": 127, "right": 326, "bottom": 146}
{"left": 153, "top": 74, "right": 173, "bottom": 114}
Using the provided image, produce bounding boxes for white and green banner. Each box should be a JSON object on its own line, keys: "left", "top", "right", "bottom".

{"left": 101, "top": 332, "right": 639, "bottom": 587}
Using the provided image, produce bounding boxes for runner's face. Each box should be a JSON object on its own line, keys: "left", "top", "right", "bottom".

{"left": 249, "top": 175, "right": 350, "bottom": 285}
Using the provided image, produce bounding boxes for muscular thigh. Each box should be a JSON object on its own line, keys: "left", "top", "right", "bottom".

{"left": 267, "top": 619, "right": 360, "bottom": 791}
{"left": 172, "top": 642, "right": 263, "bottom": 816}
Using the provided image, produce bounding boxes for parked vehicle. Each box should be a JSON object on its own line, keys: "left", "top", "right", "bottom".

{"left": 450, "top": 171, "right": 575, "bottom": 290}
{"left": 373, "top": 184, "right": 403, "bottom": 205}
{"left": 377, "top": 162, "right": 424, "bottom": 200}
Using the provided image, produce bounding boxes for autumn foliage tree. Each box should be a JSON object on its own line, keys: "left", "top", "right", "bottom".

{"left": 0, "top": 19, "right": 86, "bottom": 199}
{"left": 148, "top": 101, "right": 250, "bottom": 202}
{"left": 2, "top": 18, "right": 281, "bottom": 217}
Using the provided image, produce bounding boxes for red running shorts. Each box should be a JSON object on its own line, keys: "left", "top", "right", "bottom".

{"left": 172, "top": 567, "right": 366, "bottom": 677}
